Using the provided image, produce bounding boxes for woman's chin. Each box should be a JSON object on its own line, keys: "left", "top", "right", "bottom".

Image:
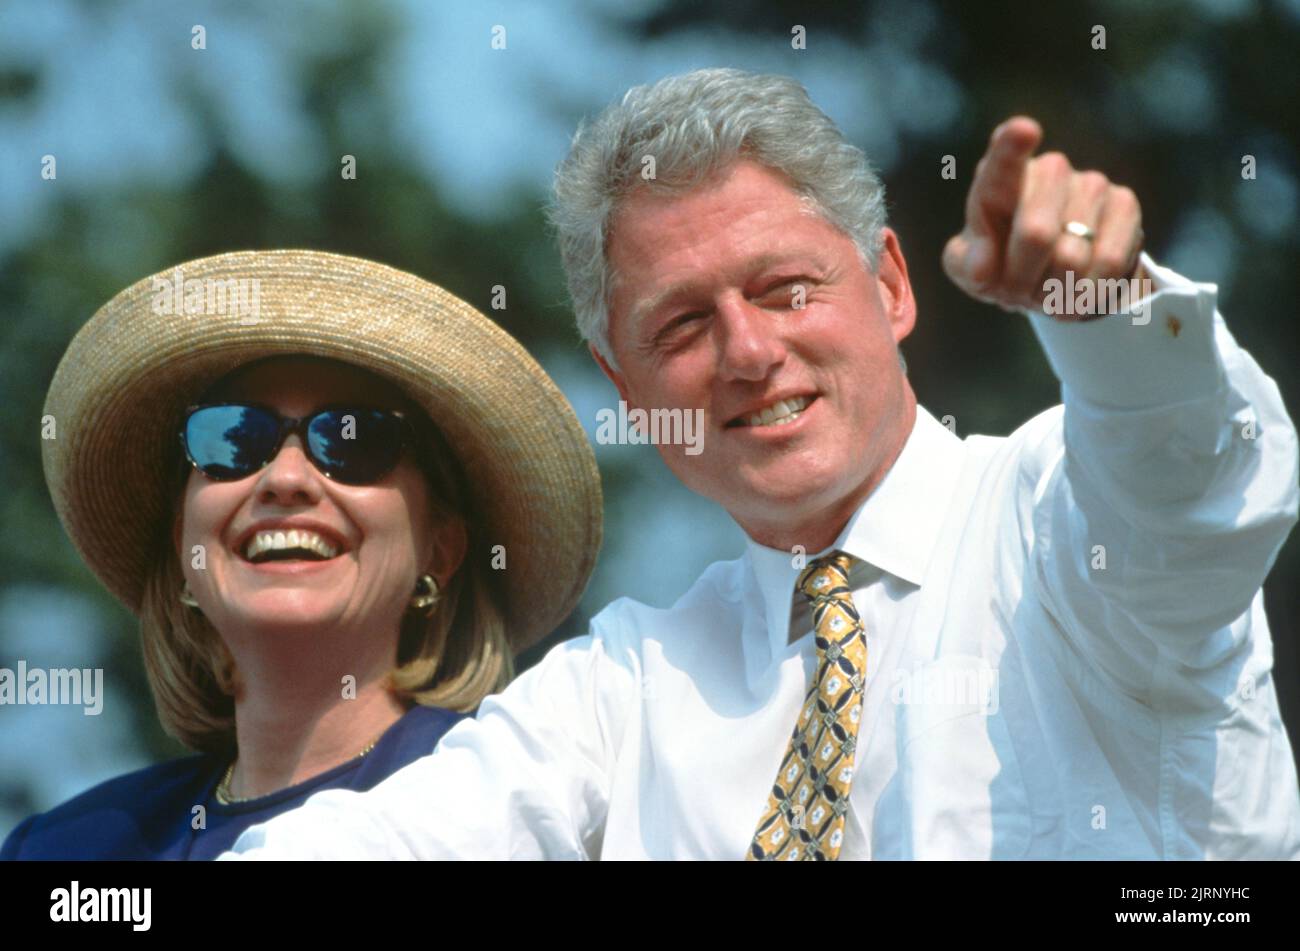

{"left": 224, "top": 596, "right": 345, "bottom": 632}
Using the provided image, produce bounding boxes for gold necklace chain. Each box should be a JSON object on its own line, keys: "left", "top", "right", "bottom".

{"left": 215, "top": 734, "right": 383, "bottom": 805}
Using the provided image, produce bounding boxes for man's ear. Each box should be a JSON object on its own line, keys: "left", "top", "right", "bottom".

{"left": 590, "top": 342, "right": 656, "bottom": 440}
{"left": 589, "top": 343, "right": 634, "bottom": 405}
{"left": 426, "top": 515, "right": 467, "bottom": 591}
{"left": 874, "top": 227, "right": 917, "bottom": 345}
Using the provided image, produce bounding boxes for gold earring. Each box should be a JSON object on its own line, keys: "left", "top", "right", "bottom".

{"left": 179, "top": 581, "right": 201, "bottom": 609}
{"left": 410, "top": 574, "right": 440, "bottom": 615}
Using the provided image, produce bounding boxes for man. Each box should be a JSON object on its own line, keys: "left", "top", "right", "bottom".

{"left": 224, "top": 68, "right": 1299, "bottom": 859}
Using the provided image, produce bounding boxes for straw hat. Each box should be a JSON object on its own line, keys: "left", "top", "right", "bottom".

{"left": 41, "top": 249, "right": 602, "bottom": 651}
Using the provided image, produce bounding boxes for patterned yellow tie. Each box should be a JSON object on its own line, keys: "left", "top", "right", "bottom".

{"left": 746, "top": 551, "right": 867, "bottom": 861}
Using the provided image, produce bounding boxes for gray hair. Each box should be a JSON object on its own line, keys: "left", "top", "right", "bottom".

{"left": 549, "top": 68, "right": 889, "bottom": 367}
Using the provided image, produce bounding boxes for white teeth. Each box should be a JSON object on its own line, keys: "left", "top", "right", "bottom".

{"left": 743, "top": 395, "right": 812, "bottom": 428}
{"left": 243, "top": 529, "right": 339, "bottom": 561}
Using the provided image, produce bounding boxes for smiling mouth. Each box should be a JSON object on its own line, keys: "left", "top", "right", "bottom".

{"left": 239, "top": 529, "right": 344, "bottom": 565}
{"left": 726, "top": 394, "right": 817, "bottom": 429}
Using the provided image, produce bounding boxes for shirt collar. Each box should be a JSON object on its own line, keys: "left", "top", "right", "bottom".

{"left": 743, "top": 405, "right": 966, "bottom": 668}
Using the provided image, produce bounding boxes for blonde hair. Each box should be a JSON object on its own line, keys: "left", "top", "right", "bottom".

{"left": 138, "top": 400, "right": 512, "bottom": 755}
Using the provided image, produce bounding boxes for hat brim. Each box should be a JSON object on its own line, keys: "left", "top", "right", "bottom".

{"left": 41, "top": 249, "right": 603, "bottom": 652}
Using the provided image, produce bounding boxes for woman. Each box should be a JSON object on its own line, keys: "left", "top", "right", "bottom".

{"left": 2, "top": 249, "right": 602, "bottom": 859}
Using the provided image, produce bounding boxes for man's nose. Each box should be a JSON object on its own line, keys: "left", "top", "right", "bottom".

{"left": 715, "top": 294, "right": 787, "bottom": 382}
{"left": 254, "top": 434, "right": 323, "bottom": 502}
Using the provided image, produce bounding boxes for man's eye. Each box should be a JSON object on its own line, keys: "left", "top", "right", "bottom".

{"left": 661, "top": 311, "right": 706, "bottom": 334}
{"left": 649, "top": 311, "right": 706, "bottom": 348}
{"left": 758, "top": 278, "right": 811, "bottom": 308}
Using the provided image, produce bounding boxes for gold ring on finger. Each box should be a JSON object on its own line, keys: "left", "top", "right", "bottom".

{"left": 1063, "top": 220, "right": 1096, "bottom": 242}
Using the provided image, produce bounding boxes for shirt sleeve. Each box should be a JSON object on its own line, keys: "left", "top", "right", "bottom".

{"left": 1022, "top": 252, "right": 1299, "bottom": 706}
{"left": 217, "top": 624, "right": 637, "bottom": 859}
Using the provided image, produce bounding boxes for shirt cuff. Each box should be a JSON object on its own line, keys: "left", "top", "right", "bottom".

{"left": 1025, "top": 251, "right": 1226, "bottom": 409}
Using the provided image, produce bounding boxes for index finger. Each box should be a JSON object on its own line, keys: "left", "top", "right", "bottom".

{"left": 966, "top": 117, "right": 1044, "bottom": 235}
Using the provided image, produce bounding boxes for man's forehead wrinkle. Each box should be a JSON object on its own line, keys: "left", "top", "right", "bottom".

{"left": 610, "top": 161, "right": 837, "bottom": 337}
{"left": 626, "top": 247, "right": 820, "bottom": 335}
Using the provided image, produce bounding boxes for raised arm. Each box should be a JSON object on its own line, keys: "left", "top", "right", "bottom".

{"left": 1027, "top": 258, "right": 1297, "bottom": 697}
{"left": 944, "top": 117, "right": 1298, "bottom": 702}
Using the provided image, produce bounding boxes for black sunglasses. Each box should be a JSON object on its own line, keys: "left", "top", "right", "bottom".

{"left": 179, "top": 402, "right": 416, "bottom": 485}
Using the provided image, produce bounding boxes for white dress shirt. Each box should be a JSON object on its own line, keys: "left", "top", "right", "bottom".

{"left": 223, "top": 253, "right": 1300, "bottom": 859}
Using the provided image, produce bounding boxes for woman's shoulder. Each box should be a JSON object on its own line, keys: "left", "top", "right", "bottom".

{"left": 1, "top": 754, "right": 219, "bottom": 860}
{"left": 404, "top": 703, "right": 472, "bottom": 731}
{"left": 349, "top": 704, "right": 472, "bottom": 786}
{"left": 384, "top": 703, "right": 472, "bottom": 755}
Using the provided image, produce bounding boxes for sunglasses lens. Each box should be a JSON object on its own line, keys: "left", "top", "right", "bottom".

{"left": 307, "top": 409, "right": 404, "bottom": 484}
{"left": 185, "top": 406, "right": 280, "bottom": 480}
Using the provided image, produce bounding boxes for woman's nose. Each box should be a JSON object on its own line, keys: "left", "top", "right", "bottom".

{"left": 254, "top": 434, "right": 323, "bottom": 500}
